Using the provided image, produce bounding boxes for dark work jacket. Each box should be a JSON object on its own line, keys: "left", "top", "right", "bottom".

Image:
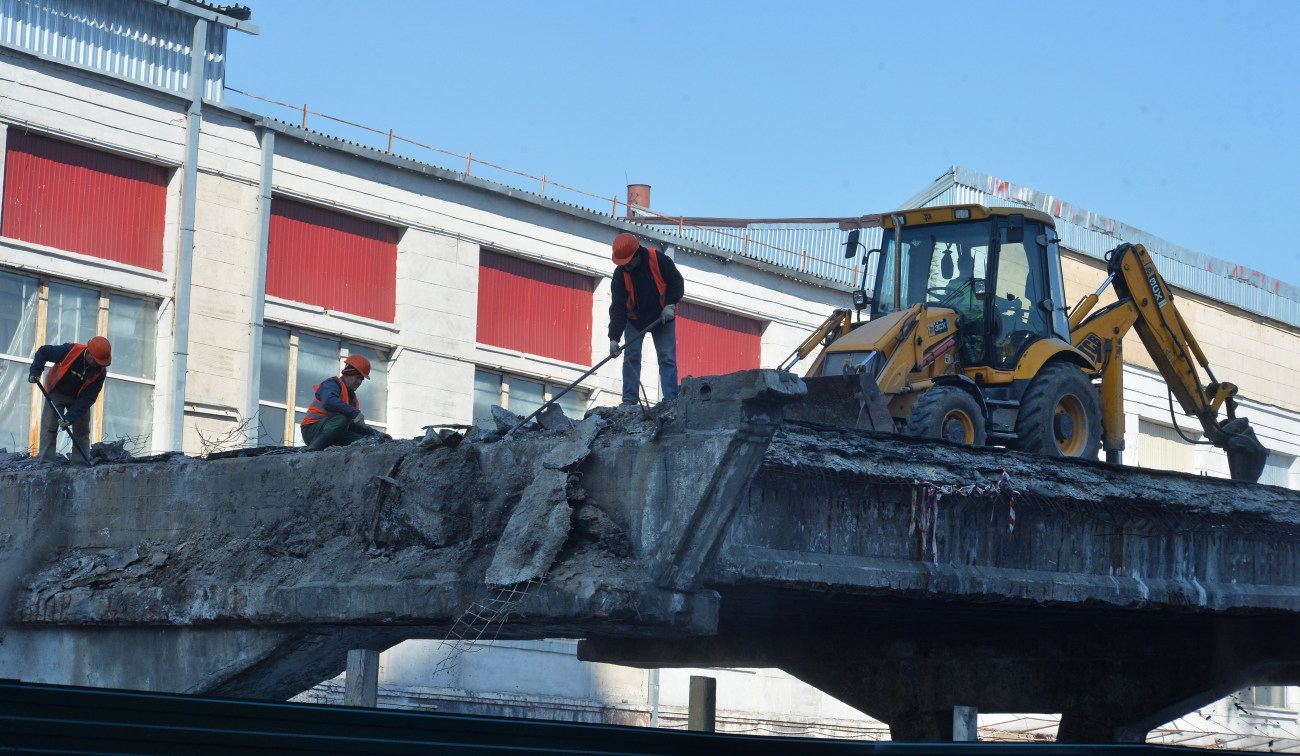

{"left": 29, "top": 343, "right": 107, "bottom": 425}
{"left": 607, "top": 247, "right": 685, "bottom": 340}
{"left": 315, "top": 376, "right": 362, "bottom": 420}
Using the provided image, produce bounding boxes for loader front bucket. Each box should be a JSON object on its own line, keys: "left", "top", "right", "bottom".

{"left": 786, "top": 374, "right": 895, "bottom": 433}
{"left": 1219, "top": 417, "right": 1269, "bottom": 483}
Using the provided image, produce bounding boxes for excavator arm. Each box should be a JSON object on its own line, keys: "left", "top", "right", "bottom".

{"left": 1070, "top": 243, "right": 1268, "bottom": 482}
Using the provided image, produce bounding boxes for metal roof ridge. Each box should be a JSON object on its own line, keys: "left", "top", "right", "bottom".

{"left": 929, "top": 165, "right": 1300, "bottom": 306}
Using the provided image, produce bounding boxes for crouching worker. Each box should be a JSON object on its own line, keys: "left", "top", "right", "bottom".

{"left": 28, "top": 336, "right": 112, "bottom": 465}
{"left": 300, "top": 354, "right": 390, "bottom": 451}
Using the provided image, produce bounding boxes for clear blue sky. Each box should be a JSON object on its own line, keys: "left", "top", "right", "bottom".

{"left": 227, "top": 0, "right": 1300, "bottom": 288}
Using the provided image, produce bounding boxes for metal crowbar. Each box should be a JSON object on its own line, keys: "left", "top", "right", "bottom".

{"left": 34, "top": 380, "right": 96, "bottom": 467}
{"left": 505, "top": 313, "right": 667, "bottom": 438}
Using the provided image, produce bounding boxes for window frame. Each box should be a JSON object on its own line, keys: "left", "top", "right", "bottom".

{"left": 0, "top": 267, "right": 158, "bottom": 454}
{"left": 473, "top": 367, "right": 590, "bottom": 428}
{"left": 257, "top": 322, "right": 391, "bottom": 447}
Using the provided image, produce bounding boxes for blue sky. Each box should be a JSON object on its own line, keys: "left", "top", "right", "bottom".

{"left": 227, "top": 0, "right": 1300, "bottom": 288}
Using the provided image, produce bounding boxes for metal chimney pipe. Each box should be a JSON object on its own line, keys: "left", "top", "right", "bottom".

{"left": 627, "top": 184, "right": 651, "bottom": 217}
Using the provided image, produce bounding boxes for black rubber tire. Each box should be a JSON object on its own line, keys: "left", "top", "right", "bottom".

{"left": 1011, "top": 362, "right": 1102, "bottom": 460}
{"left": 904, "top": 386, "right": 987, "bottom": 446}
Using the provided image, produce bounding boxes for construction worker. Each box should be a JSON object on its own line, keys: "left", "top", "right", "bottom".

{"left": 299, "top": 354, "right": 390, "bottom": 451}
{"left": 27, "top": 336, "right": 112, "bottom": 465}
{"left": 608, "top": 232, "right": 685, "bottom": 405}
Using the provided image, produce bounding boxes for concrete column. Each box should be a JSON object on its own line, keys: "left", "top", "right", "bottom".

{"left": 343, "top": 649, "right": 379, "bottom": 708}
{"left": 953, "top": 705, "right": 978, "bottom": 741}
{"left": 687, "top": 675, "right": 716, "bottom": 732}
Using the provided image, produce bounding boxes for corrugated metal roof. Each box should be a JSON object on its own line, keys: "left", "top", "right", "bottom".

{"left": 0, "top": 0, "right": 228, "bottom": 100}
{"left": 902, "top": 166, "right": 1300, "bottom": 327}
{"left": 632, "top": 219, "right": 882, "bottom": 289}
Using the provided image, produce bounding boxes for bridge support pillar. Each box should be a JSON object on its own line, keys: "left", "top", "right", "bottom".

{"left": 344, "top": 649, "right": 379, "bottom": 708}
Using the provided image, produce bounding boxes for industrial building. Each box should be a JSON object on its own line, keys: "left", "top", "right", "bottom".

{"left": 2, "top": 0, "right": 1298, "bottom": 748}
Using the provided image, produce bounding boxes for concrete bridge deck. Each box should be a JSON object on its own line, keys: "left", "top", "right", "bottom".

{"left": 3, "top": 369, "right": 1298, "bottom": 742}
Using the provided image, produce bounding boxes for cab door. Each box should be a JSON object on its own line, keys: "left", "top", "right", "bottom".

{"left": 984, "top": 215, "right": 1056, "bottom": 371}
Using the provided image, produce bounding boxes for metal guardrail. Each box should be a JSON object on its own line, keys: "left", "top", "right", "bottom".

{"left": 223, "top": 89, "right": 863, "bottom": 286}
{"left": 0, "top": 679, "right": 1206, "bottom": 755}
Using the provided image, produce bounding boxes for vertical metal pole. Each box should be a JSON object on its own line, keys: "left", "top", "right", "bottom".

{"left": 300, "top": 103, "right": 308, "bottom": 128}
{"left": 687, "top": 675, "right": 716, "bottom": 732}
{"left": 343, "top": 649, "right": 379, "bottom": 708}
{"left": 891, "top": 214, "right": 905, "bottom": 312}
{"left": 169, "top": 17, "right": 208, "bottom": 452}
{"left": 244, "top": 128, "right": 275, "bottom": 439}
{"left": 648, "top": 669, "right": 660, "bottom": 728}
{"left": 386, "top": 128, "right": 393, "bottom": 154}
{"left": 465, "top": 152, "right": 472, "bottom": 175}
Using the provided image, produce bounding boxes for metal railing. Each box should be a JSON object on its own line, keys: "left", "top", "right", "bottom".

{"left": 225, "top": 89, "right": 863, "bottom": 285}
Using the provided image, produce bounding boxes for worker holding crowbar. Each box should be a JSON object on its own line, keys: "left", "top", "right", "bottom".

{"left": 608, "top": 232, "right": 684, "bottom": 405}
{"left": 28, "top": 336, "right": 112, "bottom": 466}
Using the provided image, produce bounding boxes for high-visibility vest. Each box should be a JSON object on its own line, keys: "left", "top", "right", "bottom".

{"left": 301, "top": 376, "right": 357, "bottom": 426}
{"left": 623, "top": 248, "right": 667, "bottom": 319}
{"left": 44, "top": 343, "right": 103, "bottom": 398}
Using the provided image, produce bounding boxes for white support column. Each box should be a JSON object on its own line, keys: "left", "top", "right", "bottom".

{"left": 953, "top": 705, "right": 978, "bottom": 741}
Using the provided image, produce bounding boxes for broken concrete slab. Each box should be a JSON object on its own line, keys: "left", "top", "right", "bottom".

{"left": 4, "top": 368, "right": 1300, "bottom": 742}
{"left": 486, "top": 416, "right": 606, "bottom": 586}
{"left": 536, "top": 403, "right": 576, "bottom": 432}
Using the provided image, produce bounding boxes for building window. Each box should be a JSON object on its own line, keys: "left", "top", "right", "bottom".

{"left": 1246, "top": 686, "right": 1289, "bottom": 709}
{"left": 2, "top": 131, "right": 168, "bottom": 270}
{"left": 1138, "top": 419, "right": 1201, "bottom": 475}
{"left": 676, "top": 302, "right": 763, "bottom": 379}
{"left": 0, "top": 268, "right": 157, "bottom": 454}
{"left": 473, "top": 368, "right": 587, "bottom": 428}
{"left": 1259, "top": 452, "right": 1295, "bottom": 489}
{"left": 256, "top": 324, "right": 389, "bottom": 446}
{"left": 266, "top": 199, "right": 399, "bottom": 322}
{"left": 477, "top": 250, "right": 594, "bottom": 365}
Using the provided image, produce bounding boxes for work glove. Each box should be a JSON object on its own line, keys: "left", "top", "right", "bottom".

{"left": 662, "top": 304, "right": 676, "bottom": 321}
{"left": 28, "top": 373, "right": 39, "bottom": 383}
{"left": 353, "top": 411, "right": 366, "bottom": 427}
{"left": 59, "top": 419, "right": 72, "bottom": 431}
{"left": 609, "top": 340, "right": 620, "bottom": 358}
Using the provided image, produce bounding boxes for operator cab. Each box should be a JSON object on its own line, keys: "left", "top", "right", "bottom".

{"left": 873, "top": 206, "right": 1070, "bottom": 370}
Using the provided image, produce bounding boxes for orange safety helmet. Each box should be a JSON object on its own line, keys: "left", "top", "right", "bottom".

{"left": 612, "top": 233, "right": 641, "bottom": 266}
{"left": 343, "top": 353, "right": 371, "bottom": 379}
{"left": 86, "top": 336, "right": 112, "bottom": 366}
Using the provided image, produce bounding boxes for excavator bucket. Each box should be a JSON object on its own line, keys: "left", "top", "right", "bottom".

{"left": 1219, "top": 417, "right": 1269, "bottom": 483}
{"left": 788, "top": 374, "right": 895, "bottom": 432}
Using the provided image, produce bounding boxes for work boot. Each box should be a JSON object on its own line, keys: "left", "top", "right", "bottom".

{"left": 304, "top": 434, "right": 331, "bottom": 452}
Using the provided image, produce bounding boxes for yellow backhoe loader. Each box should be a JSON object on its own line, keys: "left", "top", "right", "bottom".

{"left": 783, "top": 204, "right": 1268, "bottom": 482}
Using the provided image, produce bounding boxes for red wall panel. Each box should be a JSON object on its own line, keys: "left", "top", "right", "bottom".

{"left": 3, "top": 131, "right": 167, "bottom": 270}
{"left": 477, "top": 251, "right": 593, "bottom": 366}
{"left": 676, "top": 302, "right": 763, "bottom": 378}
{"left": 266, "top": 199, "right": 398, "bottom": 322}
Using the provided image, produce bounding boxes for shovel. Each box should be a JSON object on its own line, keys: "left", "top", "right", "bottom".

{"left": 34, "top": 380, "right": 96, "bottom": 467}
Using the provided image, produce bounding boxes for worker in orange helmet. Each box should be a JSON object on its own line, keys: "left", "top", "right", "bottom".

{"left": 299, "top": 353, "right": 391, "bottom": 451}
{"left": 608, "top": 232, "right": 685, "bottom": 405}
{"left": 27, "top": 335, "right": 112, "bottom": 465}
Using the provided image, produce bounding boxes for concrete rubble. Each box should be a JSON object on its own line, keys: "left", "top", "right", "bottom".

{"left": 3, "top": 369, "right": 1300, "bottom": 742}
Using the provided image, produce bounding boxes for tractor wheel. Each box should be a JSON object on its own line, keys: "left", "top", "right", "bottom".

{"left": 904, "top": 386, "right": 987, "bottom": 445}
{"left": 1011, "top": 362, "right": 1102, "bottom": 459}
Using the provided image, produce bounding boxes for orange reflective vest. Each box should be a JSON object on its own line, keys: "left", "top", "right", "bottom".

{"left": 623, "top": 247, "right": 667, "bottom": 319}
{"left": 44, "top": 343, "right": 102, "bottom": 398}
{"left": 301, "top": 376, "right": 357, "bottom": 426}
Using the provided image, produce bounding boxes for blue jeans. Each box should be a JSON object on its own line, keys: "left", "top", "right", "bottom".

{"left": 622, "top": 318, "right": 678, "bottom": 404}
